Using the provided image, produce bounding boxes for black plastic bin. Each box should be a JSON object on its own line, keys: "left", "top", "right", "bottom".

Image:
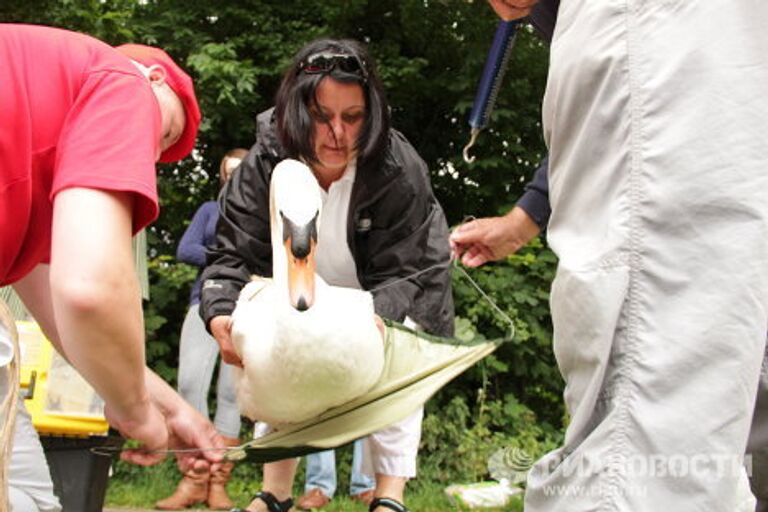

{"left": 40, "top": 433, "right": 124, "bottom": 512}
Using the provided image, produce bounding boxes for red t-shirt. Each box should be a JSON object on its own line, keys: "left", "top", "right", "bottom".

{"left": 0, "top": 24, "right": 161, "bottom": 286}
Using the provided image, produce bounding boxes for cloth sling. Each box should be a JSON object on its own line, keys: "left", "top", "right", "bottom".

{"left": 227, "top": 319, "right": 508, "bottom": 463}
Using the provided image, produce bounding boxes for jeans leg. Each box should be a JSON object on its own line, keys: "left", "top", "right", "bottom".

{"left": 349, "top": 439, "right": 375, "bottom": 496}
{"left": 304, "top": 450, "right": 337, "bottom": 498}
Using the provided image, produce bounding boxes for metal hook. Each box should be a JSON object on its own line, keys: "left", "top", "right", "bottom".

{"left": 462, "top": 129, "right": 480, "bottom": 164}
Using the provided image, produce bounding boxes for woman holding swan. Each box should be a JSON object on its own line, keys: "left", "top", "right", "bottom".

{"left": 199, "top": 38, "right": 453, "bottom": 512}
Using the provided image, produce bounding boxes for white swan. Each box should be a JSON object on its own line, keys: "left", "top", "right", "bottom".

{"left": 229, "top": 159, "right": 385, "bottom": 425}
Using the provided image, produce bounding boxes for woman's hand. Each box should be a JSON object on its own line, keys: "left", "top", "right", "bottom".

{"left": 374, "top": 314, "right": 386, "bottom": 341}
{"left": 210, "top": 315, "right": 243, "bottom": 368}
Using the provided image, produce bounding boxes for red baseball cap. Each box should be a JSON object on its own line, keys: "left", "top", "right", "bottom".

{"left": 115, "top": 43, "right": 201, "bottom": 163}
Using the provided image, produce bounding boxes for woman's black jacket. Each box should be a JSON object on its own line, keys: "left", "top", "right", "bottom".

{"left": 199, "top": 109, "right": 454, "bottom": 337}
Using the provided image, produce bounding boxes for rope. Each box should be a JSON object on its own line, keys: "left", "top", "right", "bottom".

{"left": 89, "top": 443, "right": 248, "bottom": 461}
{"left": 370, "top": 255, "right": 515, "bottom": 338}
{"left": 368, "top": 260, "right": 453, "bottom": 293}
{"left": 452, "top": 262, "right": 516, "bottom": 338}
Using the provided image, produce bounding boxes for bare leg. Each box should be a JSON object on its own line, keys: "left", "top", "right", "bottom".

{"left": 372, "top": 474, "right": 408, "bottom": 510}
{"left": 244, "top": 458, "right": 299, "bottom": 511}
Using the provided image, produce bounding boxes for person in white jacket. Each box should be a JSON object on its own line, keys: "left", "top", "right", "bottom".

{"left": 453, "top": 1, "right": 768, "bottom": 511}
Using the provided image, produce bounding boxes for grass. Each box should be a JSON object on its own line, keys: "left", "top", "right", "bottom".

{"left": 105, "top": 458, "right": 525, "bottom": 511}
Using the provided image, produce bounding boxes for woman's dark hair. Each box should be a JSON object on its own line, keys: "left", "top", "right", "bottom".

{"left": 275, "top": 38, "right": 390, "bottom": 167}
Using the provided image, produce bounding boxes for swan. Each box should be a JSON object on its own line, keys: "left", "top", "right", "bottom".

{"left": 229, "top": 158, "right": 385, "bottom": 425}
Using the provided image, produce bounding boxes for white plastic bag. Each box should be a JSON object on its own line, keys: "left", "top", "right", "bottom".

{"left": 444, "top": 479, "right": 522, "bottom": 509}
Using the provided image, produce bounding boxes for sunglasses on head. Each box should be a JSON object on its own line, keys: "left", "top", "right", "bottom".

{"left": 298, "top": 52, "right": 368, "bottom": 81}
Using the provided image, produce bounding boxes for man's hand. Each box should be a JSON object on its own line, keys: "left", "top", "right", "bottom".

{"left": 163, "top": 400, "right": 227, "bottom": 473}
{"left": 487, "top": 0, "right": 539, "bottom": 21}
{"left": 105, "top": 399, "right": 169, "bottom": 466}
{"left": 450, "top": 206, "right": 541, "bottom": 267}
{"left": 116, "top": 402, "right": 226, "bottom": 472}
{"left": 210, "top": 315, "right": 242, "bottom": 367}
{"left": 119, "top": 369, "right": 227, "bottom": 471}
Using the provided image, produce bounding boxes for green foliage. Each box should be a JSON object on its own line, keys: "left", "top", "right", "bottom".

{"left": 452, "top": 239, "right": 562, "bottom": 427}
{"left": 4, "top": 0, "right": 551, "bottom": 247}
{"left": 418, "top": 241, "right": 563, "bottom": 485}
{"left": 420, "top": 392, "right": 559, "bottom": 486}
{"left": 0, "top": 1, "right": 139, "bottom": 43}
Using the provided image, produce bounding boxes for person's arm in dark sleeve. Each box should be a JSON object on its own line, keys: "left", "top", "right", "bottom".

{"left": 450, "top": 156, "right": 549, "bottom": 267}
{"left": 515, "top": 155, "right": 550, "bottom": 230}
{"left": 176, "top": 202, "right": 214, "bottom": 268}
{"left": 198, "top": 148, "right": 273, "bottom": 368}
{"left": 528, "top": 0, "right": 559, "bottom": 44}
{"left": 199, "top": 149, "right": 272, "bottom": 328}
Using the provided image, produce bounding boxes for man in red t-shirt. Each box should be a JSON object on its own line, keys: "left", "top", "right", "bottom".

{"left": 0, "top": 24, "right": 224, "bottom": 509}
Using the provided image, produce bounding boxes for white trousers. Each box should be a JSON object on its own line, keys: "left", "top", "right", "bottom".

{"left": 526, "top": 1, "right": 768, "bottom": 510}
{"left": 256, "top": 408, "right": 423, "bottom": 479}
{"left": 359, "top": 316, "right": 426, "bottom": 478}
{"left": 361, "top": 407, "right": 423, "bottom": 479}
{"left": 0, "top": 365, "right": 60, "bottom": 512}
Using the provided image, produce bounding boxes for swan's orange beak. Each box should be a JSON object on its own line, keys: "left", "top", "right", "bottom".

{"left": 282, "top": 213, "right": 318, "bottom": 311}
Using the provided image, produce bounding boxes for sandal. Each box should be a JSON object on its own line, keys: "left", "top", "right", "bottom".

{"left": 369, "top": 497, "right": 409, "bottom": 512}
{"left": 230, "top": 490, "right": 294, "bottom": 512}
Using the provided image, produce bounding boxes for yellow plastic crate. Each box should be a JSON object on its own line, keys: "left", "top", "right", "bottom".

{"left": 17, "top": 321, "right": 109, "bottom": 437}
